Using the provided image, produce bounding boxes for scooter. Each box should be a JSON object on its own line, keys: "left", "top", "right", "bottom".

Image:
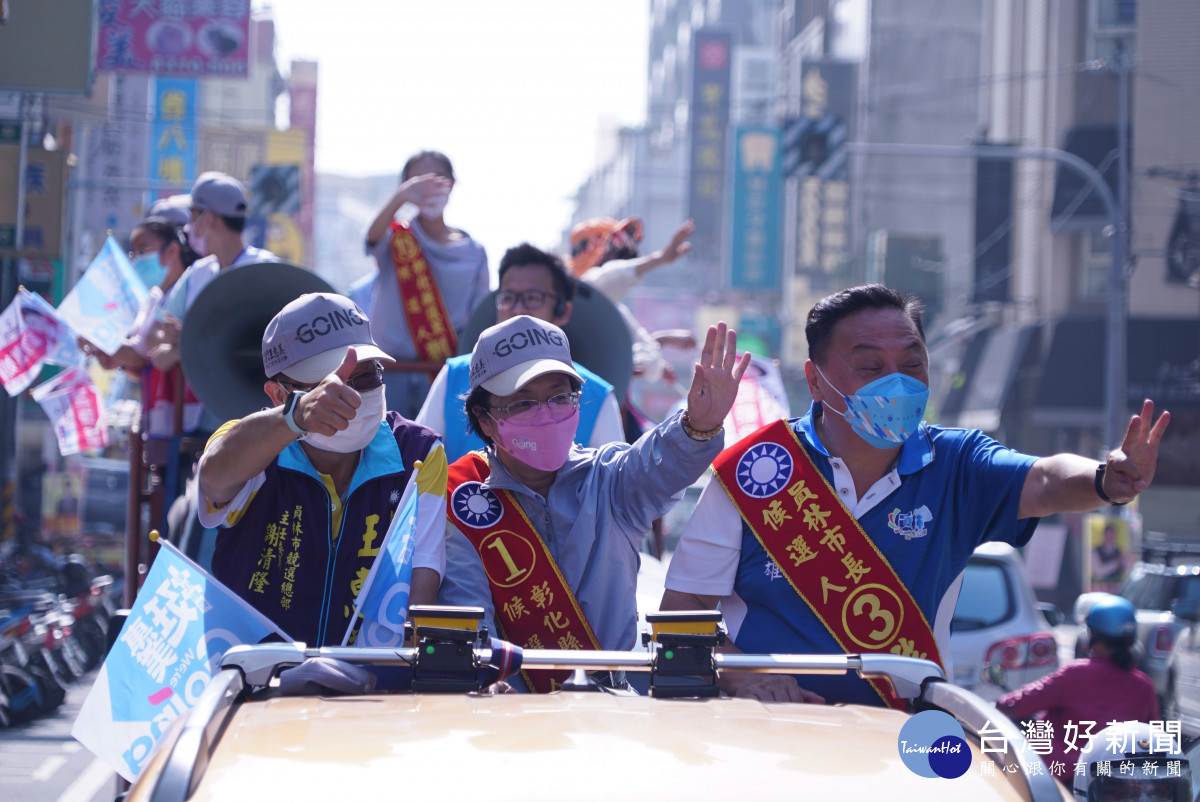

{"left": 0, "top": 595, "right": 67, "bottom": 723}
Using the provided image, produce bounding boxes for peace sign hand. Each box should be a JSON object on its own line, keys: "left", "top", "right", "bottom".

{"left": 1103, "top": 399, "right": 1171, "bottom": 503}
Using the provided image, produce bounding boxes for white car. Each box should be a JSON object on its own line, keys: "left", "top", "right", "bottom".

{"left": 123, "top": 609, "right": 1072, "bottom": 802}
{"left": 950, "top": 542, "right": 1061, "bottom": 701}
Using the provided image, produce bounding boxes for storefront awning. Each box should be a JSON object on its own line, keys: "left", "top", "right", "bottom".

{"left": 1032, "top": 317, "right": 1200, "bottom": 427}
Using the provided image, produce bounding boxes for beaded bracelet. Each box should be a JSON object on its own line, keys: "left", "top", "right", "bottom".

{"left": 682, "top": 412, "right": 723, "bottom": 441}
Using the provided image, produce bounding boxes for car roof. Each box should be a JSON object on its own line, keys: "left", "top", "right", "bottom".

{"left": 153, "top": 693, "right": 1044, "bottom": 802}
{"left": 125, "top": 639, "right": 1072, "bottom": 802}
{"left": 970, "top": 542, "right": 1020, "bottom": 561}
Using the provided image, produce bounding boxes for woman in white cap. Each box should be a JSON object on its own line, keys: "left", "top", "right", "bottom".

{"left": 437, "top": 314, "right": 748, "bottom": 692}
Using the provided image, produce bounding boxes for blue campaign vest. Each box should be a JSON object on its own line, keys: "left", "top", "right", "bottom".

{"left": 441, "top": 354, "right": 613, "bottom": 461}
{"left": 728, "top": 413, "right": 1038, "bottom": 705}
{"left": 210, "top": 413, "right": 441, "bottom": 646}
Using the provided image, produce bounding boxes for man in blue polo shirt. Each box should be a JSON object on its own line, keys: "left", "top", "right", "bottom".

{"left": 662, "top": 283, "right": 1170, "bottom": 705}
{"left": 416, "top": 243, "right": 624, "bottom": 460}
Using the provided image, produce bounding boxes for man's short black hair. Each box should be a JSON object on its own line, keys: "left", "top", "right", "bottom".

{"left": 805, "top": 284, "right": 925, "bottom": 364}
{"left": 219, "top": 213, "right": 246, "bottom": 234}
{"left": 497, "top": 243, "right": 576, "bottom": 304}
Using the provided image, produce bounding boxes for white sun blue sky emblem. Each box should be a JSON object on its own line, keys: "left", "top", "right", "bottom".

{"left": 736, "top": 442, "right": 794, "bottom": 498}
{"left": 389, "top": 488, "right": 401, "bottom": 507}
{"left": 451, "top": 482, "right": 503, "bottom": 528}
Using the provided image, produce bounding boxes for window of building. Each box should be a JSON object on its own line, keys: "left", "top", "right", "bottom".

{"left": 1090, "top": 0, "right": 1136, "bottom": 63}
{"left": 1081, "top": 231, "right": 1111, "bottom": 299}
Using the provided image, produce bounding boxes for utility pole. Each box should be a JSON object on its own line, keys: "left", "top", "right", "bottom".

{"left": 0, "top": 92, "right": 29, "bottom": 544}
{"left": 1110, "top": 42, "right": 1131, "bottom": 463}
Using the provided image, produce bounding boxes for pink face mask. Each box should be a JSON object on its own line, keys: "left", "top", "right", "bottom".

{"left": 493, "top": 407, "right": 579, "bottom": 471}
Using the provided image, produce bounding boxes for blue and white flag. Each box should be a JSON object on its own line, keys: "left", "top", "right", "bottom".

{"left": 344, "top": 480, "right": 419, "bottom": 647}
{"left": 72, "top": 539, "right": 290, "bottom": 782}
{"left": 56, "top": 235, "right": 148, "bottom": 356}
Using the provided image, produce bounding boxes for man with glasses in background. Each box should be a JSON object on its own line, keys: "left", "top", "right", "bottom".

{"left": 416, "top": 243, "right": 624, "bottom": 461}
{"left": 195, "top": 293, "right": 447, "bottom": 646}
{"left": 436, "top": 314, "right": 748, "bottom": 692}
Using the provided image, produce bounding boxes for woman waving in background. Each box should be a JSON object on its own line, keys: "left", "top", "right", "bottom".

{"left": 352, "top": 150, "right": 490, "bottom": 419}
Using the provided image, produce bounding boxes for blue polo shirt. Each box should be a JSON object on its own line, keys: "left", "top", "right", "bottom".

{"left": 667, "top": 404, "right": 1039, "bottom": 705}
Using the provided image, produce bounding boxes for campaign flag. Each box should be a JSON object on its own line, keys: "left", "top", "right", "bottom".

{"left": 21, "top": 288, "right": 84, "bottom": 368}
{"left": 345, "top": 480, "right": 419, "bottom": 647}
{"left": 0, "top": 289, "right": 76, "bottom": 395}
{"left": 31, "top": 367, "right": 108, "bottom": 456}
{"left": 724, "top": 354, "right": 791, "bottom": 443}
{"left": 57, "top": 235, "right": 148, "bottom": 356}
{"left": 73, "top": 539, "right": 291, "bottom": 782}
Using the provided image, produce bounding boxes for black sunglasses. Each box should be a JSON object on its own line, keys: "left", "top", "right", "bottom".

{"left": 277, "top": 362, "right": 385, "bottom": 394}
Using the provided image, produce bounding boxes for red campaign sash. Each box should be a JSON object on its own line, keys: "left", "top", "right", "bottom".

{"left": 447, "top": 453, "right": 601, "bottom": 693}
{"left": 712, "top": 419, "right": 943, "bottom": 709}
{"left": 389, "top": 222, "right": 457, "bottom": 378}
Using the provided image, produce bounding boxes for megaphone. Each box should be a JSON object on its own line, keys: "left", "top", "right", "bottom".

{"left": 459, "top": 282, "right": 635, "bottom": 401}
{"left": 180, "top": 262, "right": 334, "bottom": 422}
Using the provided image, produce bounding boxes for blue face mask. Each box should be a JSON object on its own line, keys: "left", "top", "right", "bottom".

{"left": 816, "top": 365, "right": 929, "bottom": 449}
{"left": 132, "top": 251, "right": 167, "bottom": 288}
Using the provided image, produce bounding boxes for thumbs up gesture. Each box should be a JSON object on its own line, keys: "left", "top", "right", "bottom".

{"left": 290, "top": 347, "right": 363, "bottom": 436}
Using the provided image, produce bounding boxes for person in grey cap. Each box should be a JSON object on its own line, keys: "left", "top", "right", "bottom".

{"left": 147, "top": 171, "right": 279, "bottom": 434}
{"left": 437, "top": 314, "right": 748, "bottom": 691}
{"left": 195, "top": 292, "right": 448, "bottom": 646}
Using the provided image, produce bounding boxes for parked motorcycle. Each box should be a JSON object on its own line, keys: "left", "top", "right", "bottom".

{"left": 0, "top": 593, "right": 68, "bottom": 724}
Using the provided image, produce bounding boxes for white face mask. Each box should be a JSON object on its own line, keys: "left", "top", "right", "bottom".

{"left": 185, "top": 214, "right": 209, "bottom": 257}
{"left": 303, "top": 387, "right": 386, "bottom": 453}
{"left": 417, "top": 192, "right": 450, "bottom": 219}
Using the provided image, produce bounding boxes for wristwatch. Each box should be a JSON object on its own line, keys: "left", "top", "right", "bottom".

{"left": 282, "top": 391, "right": 307, "bottom": 436}
{"left": 1094, "top": 462, "right": 1129, "bottom": 506}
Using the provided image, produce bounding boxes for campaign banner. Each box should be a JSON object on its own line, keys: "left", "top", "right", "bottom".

{"left": 72, "top": 539, "right": 290, "bottom": 782}
{"left": 0, "top": 289, "right": 77, "bottom": 396}
{"left": 21, "top": 288, "right": 85, "bottom": 368}
{"left": 30, "top": 367, "right": 109, "bottom": 456}
{"left": 345, "top": 480, "right": 418, "bottom": 647}
{"left": 57, "top": 235, "right": 148, "bottom": 356}
{"left": 724, "top": 354, "right": 791, "bottom": 443}
{"left": 96, "top": 0, "right": 251, "bottom": 79}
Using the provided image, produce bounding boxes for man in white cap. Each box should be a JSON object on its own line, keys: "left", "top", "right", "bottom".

{"left": 196, "top": 292, "right": 447, "bottom": 646}
{"left": 148, "top": 171, "right": 278, "bottom": 432}
{"left": 437, "top": 314, "right": 748, "bottom": 692}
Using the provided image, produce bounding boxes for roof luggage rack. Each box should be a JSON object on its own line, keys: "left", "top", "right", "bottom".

{"left": 139, "top": 608, "right": 1062, "bottom": 802}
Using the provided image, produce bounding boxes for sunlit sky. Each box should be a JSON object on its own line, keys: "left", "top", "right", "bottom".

{"left": 263, "top": 0, "right": 650, "bottom": 264}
